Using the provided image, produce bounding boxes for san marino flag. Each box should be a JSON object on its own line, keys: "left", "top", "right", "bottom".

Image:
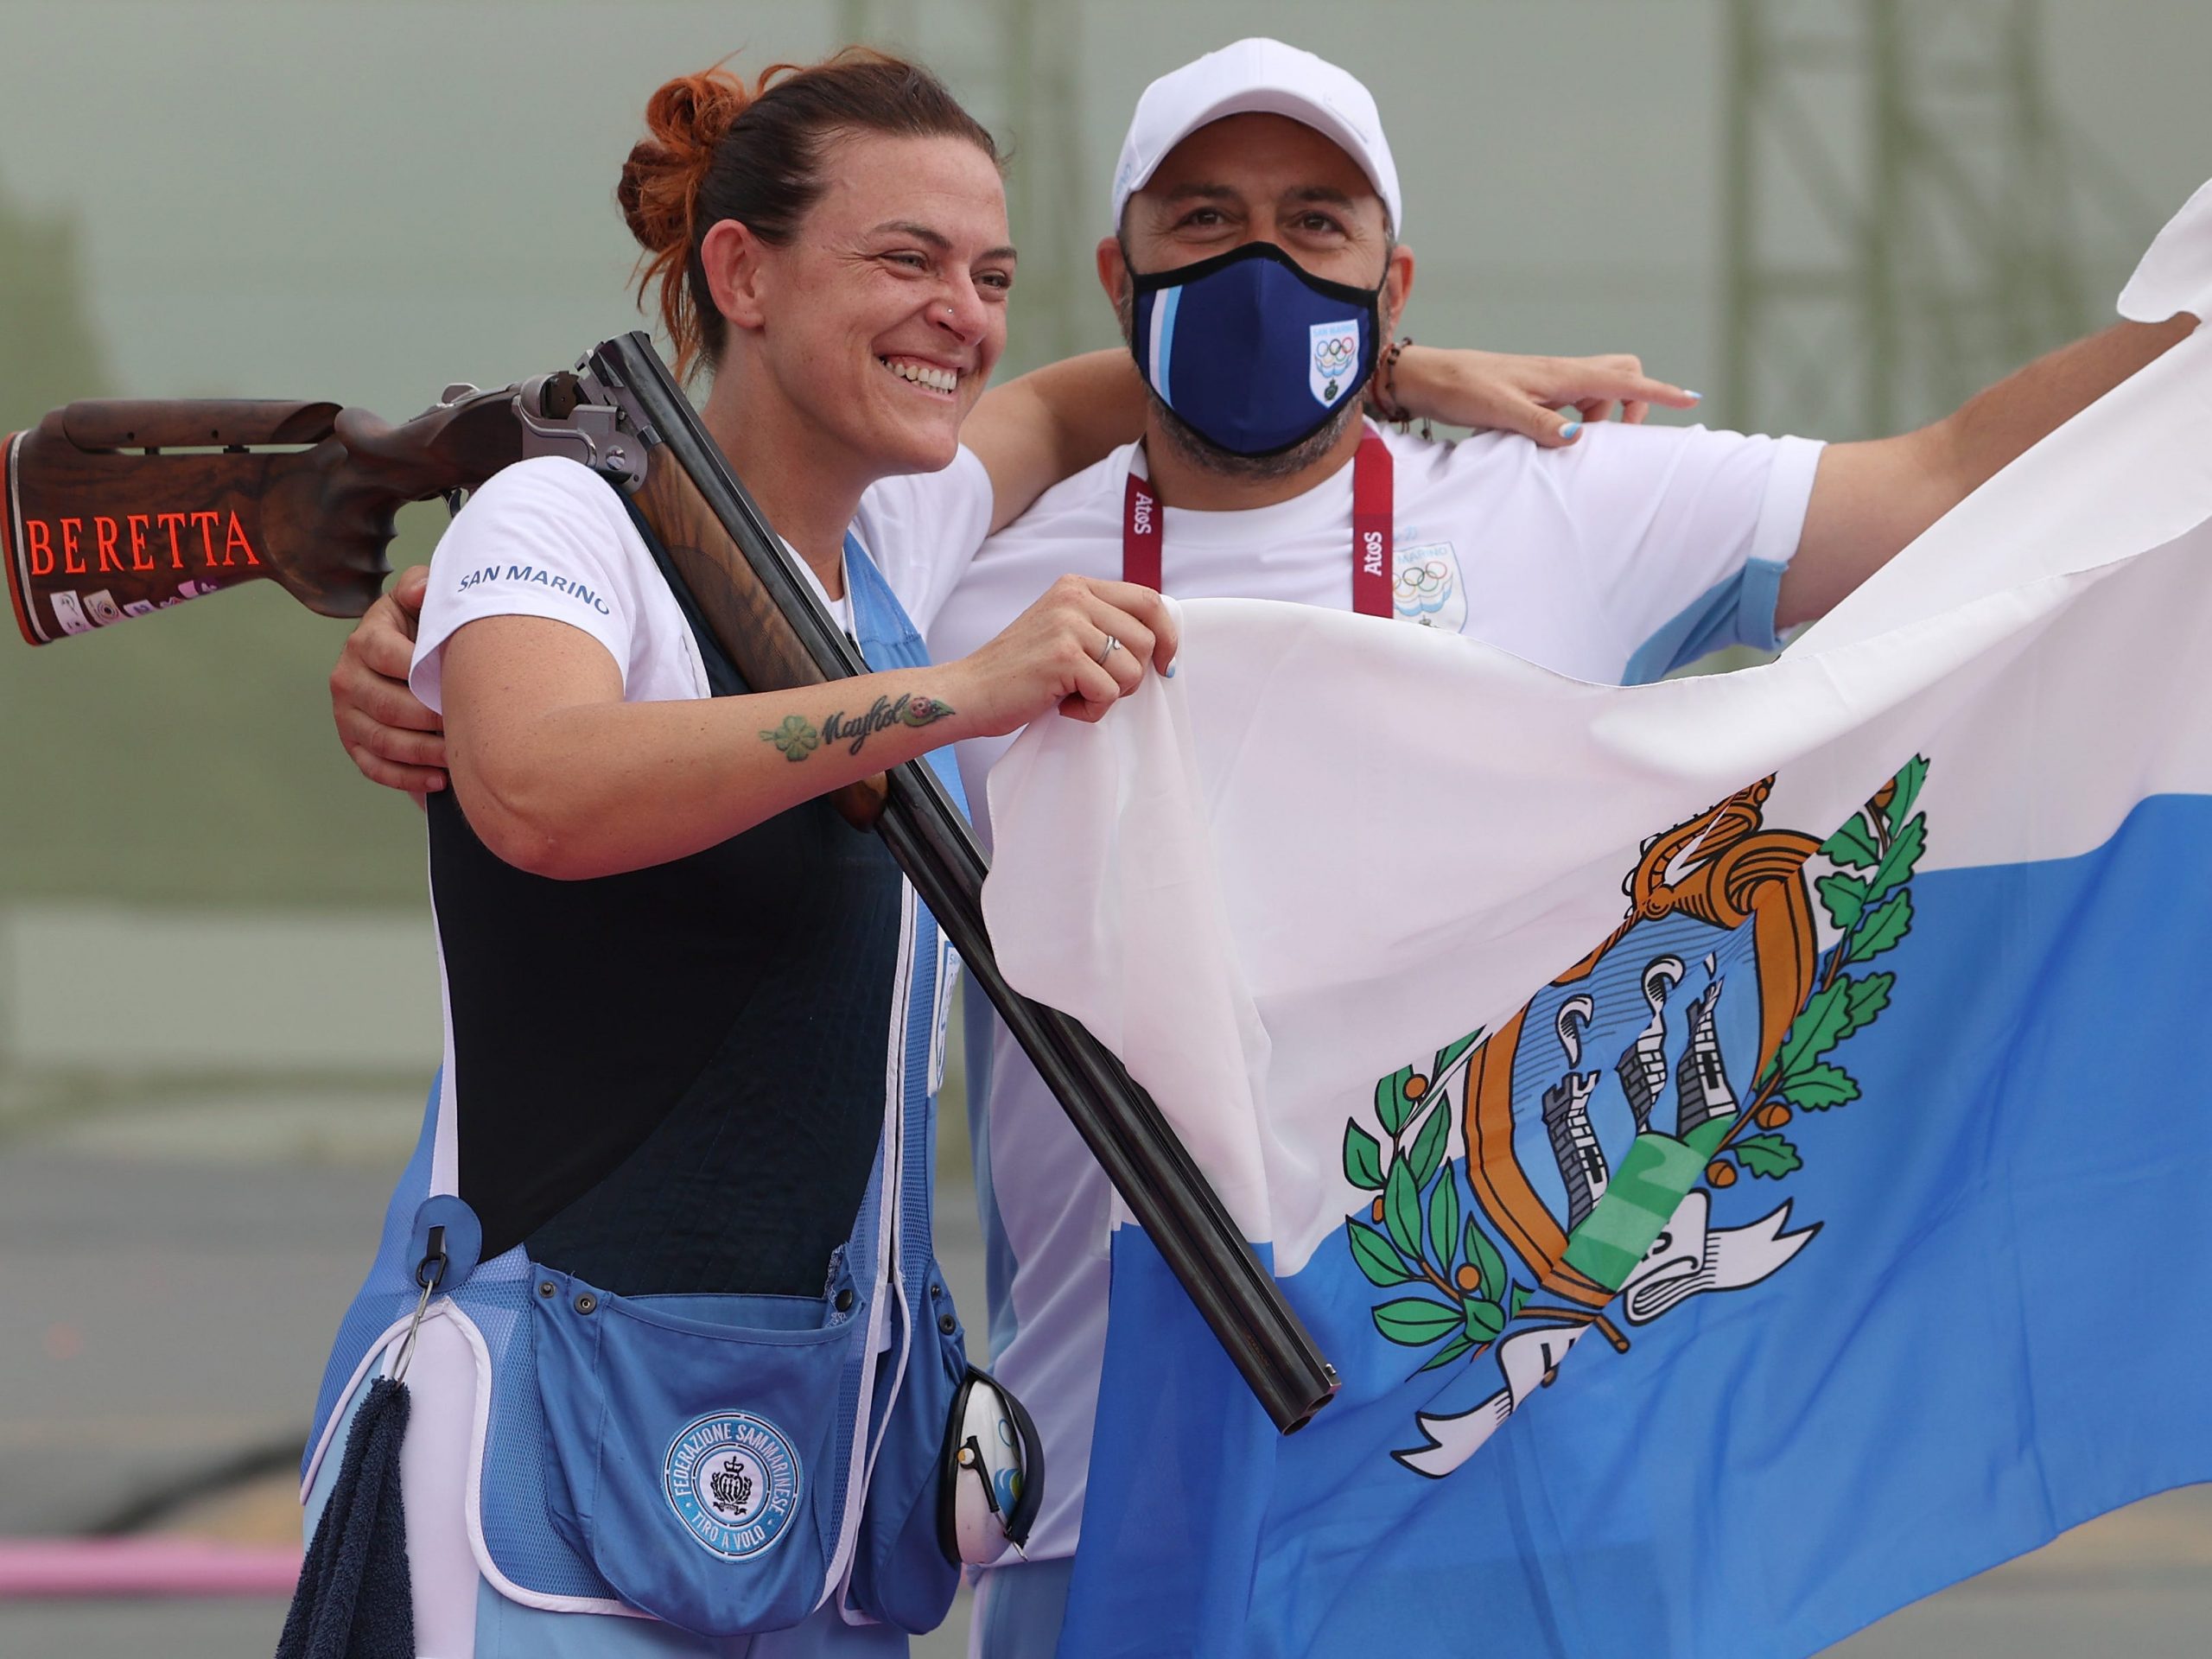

{"left": 982, "top": 189, "right": 2212, "bottom": 1658}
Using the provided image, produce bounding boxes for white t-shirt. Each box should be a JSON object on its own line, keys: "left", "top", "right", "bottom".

{"left": 409, "top": 447, "right": 995, "bottom": 713}
{"left": 924, "top": 418, "right": 1825, "bottom": 1564}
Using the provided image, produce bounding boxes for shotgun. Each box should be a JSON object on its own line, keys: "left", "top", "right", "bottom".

{"left": 1, "top": 334, "right": 1340, "bottom": 1433}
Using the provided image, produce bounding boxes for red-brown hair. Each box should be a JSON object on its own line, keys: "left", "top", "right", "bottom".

{"left": 618, "top": 48, "right": 1002, "bottom": 381}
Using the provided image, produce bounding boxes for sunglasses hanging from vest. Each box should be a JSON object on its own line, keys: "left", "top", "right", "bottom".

{"left": 938, "top": 1365, "right": 1046, "bottom": 1566}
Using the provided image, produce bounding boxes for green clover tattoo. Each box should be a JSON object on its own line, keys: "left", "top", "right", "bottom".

{"left": 761, "top": 714, "right": 821, "bottom": 761}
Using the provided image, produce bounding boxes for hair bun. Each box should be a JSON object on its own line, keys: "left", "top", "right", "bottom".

{"left": 617, "top": 67, "right": 752, "bottom": 257}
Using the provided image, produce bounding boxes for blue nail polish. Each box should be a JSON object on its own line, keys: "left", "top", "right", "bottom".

{"left": 1682, "top": 390, "right": 1703, "bottom": 401}
{"left": 1165, "top": 662, "right": 1178, "bottom": 679}
{"left": 1560, "top": 421, "right": 1583, "bottom": 440}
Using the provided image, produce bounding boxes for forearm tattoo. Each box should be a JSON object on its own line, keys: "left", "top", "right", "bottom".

{"left": 760, "top": 693, "right": 954, "bottom": 763}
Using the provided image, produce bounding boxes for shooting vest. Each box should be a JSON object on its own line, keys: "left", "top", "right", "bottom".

{"left": 301, "top": 529, "right": 970, "bottom": 1637}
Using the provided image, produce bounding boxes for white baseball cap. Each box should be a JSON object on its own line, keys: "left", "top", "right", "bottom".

{"left": 1110, "top": 38, "right": 1403, "bottom": 236}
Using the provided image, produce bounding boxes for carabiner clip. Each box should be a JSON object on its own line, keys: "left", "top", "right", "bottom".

{"left": 391, "top": 1224, "right": 448, "bottom": 1384}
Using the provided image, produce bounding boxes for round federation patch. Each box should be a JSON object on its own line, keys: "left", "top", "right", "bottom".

{"left": 664, "top": 1411, "right": 803, "bottom": 1560}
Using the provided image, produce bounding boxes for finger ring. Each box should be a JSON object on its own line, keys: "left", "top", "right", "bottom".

{"left": 1096, "top": 634, "right": 1122, "bottom": 664}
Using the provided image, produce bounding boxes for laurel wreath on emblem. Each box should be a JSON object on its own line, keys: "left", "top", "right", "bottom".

{"left": 1342, "top": 757, "right": 1930, "bottom": 1374}
{"left": 1342, "top": 1027, "right": 1531, "bottom": 1372}
{"left": 1709, "top": 753, "right": 1928, "bottom": 1181}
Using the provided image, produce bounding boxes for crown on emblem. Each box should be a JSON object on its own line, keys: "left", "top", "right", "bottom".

{"left": 709, "top": 1454, "right": 753, "bottom": 1516}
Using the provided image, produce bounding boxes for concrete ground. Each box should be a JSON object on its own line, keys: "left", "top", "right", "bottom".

{"left": 1, "top": 1084, "right": 2206, "bottom": 1659}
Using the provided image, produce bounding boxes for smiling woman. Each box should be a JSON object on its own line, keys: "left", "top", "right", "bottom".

{"left": 288, "top": 46, "right": 1183, "bottom": 1659}
{"left": 620, "top": 59, "right": 1007, "bottom": 381}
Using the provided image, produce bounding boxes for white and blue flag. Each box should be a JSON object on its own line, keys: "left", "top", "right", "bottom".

{"left": 982, "top": 195, "right": 2212, "bottom": 1658}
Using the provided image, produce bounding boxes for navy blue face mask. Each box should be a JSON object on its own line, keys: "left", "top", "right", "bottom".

{"left": 1128, "top": 241, "right": 1383, "bottom": 459}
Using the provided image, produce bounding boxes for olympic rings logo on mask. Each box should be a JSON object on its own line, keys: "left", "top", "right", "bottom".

{"left": 1313, "top": 335, "right": 1357, "bottom": 375}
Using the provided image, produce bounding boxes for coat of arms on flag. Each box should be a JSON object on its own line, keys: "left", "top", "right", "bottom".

{"left": 1355, "top": 766, "right": 1925, "bottom": 1473}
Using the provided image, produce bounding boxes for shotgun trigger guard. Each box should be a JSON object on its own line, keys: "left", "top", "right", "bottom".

{"left": 510, "top": 372, "right": 646, "bottom": 491}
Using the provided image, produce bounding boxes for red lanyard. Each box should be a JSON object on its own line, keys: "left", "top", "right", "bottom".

{"left": 1122, "top": 430, "right": 1395, "bottom": 618}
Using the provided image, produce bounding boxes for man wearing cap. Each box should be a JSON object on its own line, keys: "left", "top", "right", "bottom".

{"left": 326, "top": 36, "right": 2196, "bottom": 1659}
{"left": 921, "top": 36, "right": 2193, "bottom": 1656}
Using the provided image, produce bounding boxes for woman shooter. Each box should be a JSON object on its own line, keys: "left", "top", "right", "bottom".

{"left": 295, "top": 51, "right": 1180, "bottom": 1659}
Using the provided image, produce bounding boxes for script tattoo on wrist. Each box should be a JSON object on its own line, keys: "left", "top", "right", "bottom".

{"left": 822, "top": 692, "right": 955, "bottom": 756}
{"left": 760, "top": 693, "right": 954, "bottom": 763}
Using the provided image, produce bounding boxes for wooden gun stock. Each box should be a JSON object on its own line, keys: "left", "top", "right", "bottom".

{"left": 3, "top": 390, "right": 524, "bottom": 645}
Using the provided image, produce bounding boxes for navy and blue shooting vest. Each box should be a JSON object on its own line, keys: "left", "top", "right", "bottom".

{"left": 302, "top": 526, "right": 971, "bottom": 1637}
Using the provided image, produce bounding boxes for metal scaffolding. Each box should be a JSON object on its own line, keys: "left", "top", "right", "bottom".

{"left": 1719, "top": 0, "right": 2137, "bottom": 439}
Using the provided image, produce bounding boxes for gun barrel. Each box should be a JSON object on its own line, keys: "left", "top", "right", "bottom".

{"left": 590, "top": 332, "right": 1341, "bottom": 1433}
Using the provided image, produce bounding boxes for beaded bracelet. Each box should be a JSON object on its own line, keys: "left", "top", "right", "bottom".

{"left": 1367, "top": 335, "right": 1414, "bottom": 423}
